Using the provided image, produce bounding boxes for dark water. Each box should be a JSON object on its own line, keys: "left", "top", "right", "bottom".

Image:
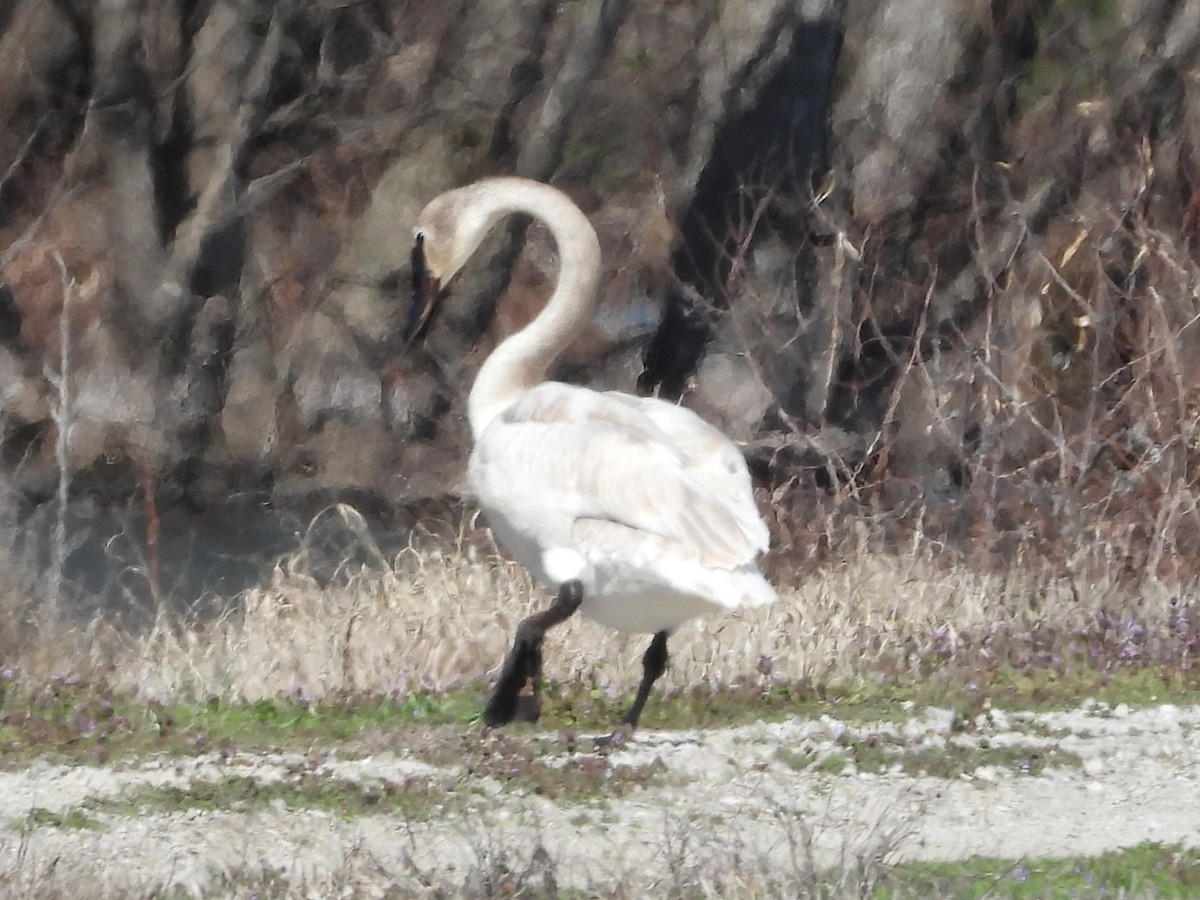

{"left": 12, "top": 493, "right": 413, "bottom": 625}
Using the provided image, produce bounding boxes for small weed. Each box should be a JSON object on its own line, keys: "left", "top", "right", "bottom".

{"left": 14, "top": 807, "right": 101, "bottom": 831}
{"left": 837, "top": 731, "right": 902, "bottom": 773}
{"left": 775, "top": 745, "right": 817, "bottom": 771}
{"left": 816, "top": 753, "right": 849, "bottom": 775}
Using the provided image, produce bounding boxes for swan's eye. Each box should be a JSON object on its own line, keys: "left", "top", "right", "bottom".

{"left": 413, "top": 229, "right": 425, "bottom": 245}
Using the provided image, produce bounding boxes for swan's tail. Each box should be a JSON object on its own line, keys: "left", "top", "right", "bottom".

{"left": 725, "top": 566, "right": 778, "bottom": 609}
{"left": 668, "top": 561, "right": 777, "bottom": 612}
{"left": 739, "top": 570, "right": 779, "bottom": 608}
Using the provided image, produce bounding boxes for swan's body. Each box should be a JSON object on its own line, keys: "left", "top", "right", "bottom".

{"left": 411, "top": 177, "right": 776, "bottom": 733}
{"left": 469, "top": 379, "right": 776, "bottom": 633}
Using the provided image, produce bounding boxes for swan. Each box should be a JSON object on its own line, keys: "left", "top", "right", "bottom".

{"left": 410, "top": 176, "right": 777, "bottom": 737}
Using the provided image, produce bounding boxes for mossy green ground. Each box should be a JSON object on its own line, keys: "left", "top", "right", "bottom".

{"left": 14, "top": 807, "right": 101, "bottom": 832}
{"left": 0, "top": 661, "right": 1196, "bottom": 768}
{"left": 775, "top": 736, "right": 1080, "bottom": 779}
{"left": 95, "top": 773, "right": 454, "bottom": 821}
{"left": 2, "top": 661, "right": 1196, "bottom": 897}
{"left": 877, "top": 843, "right": 1200, "bottom": 899}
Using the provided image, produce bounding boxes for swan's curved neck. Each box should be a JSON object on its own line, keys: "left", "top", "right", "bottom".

{"left": 467, "top": 179, "right": 601, "bottom": 440}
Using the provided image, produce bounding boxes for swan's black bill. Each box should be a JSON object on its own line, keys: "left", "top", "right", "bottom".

{"left": 405, "top": 234, "right": 441, "bottom": 343}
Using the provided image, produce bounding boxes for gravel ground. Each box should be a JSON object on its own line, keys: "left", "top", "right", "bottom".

{"left": 2, "top": 701, "right": 1198, "bottom": 896}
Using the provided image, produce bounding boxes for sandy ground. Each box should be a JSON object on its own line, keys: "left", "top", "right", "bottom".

{"left": 1, "top": 701, "right": 1198, "bottom": 896}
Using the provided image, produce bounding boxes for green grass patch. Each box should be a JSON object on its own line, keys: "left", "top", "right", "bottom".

{"left": 876, "top": 842, "right": 1200, "bottom": 898}
{"left": 90, "top": 746, "right": 664, "bottom": 819}
{"left": 0, "top": 660, "right": 1194, "bottom": 770}
{"left": 0, "top": 678, "right": 485, "bottom": 769}
{"left": 95, "top": 773, "right": 455, "bottom": 821}
{"left": 815, "top": 752, "right": 849, "bottom": 775}
{"left": 14, "top": 806, "right": 102, "bottom": 832}
{"left": 581, "top": 660, "right": 1200, "bottom": 734}
{"left": 830, "top": 729, "right": 1079, "bottom": 779}
{"left": 899, "top": 742, "right": 1079, "bottom": 779}
{"left": 775, "top": 735, "right": 1079, "bottom": 779}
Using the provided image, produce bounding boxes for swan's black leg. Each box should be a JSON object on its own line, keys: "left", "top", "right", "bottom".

{"left": 595, "top": 630, "right": 669, "bottom": 748}
{"left": 483, "top": 579, "right": 584, "bottom": 727}
{"left": 621, "top": 630, "right": 669, "bottom": 729}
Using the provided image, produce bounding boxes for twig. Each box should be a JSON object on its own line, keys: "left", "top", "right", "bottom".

{"left": 46, "top": 252, "right": 75, "bottom": 625}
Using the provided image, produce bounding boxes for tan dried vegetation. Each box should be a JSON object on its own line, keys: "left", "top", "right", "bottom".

{"left": 0, "top": 496, "right": 1184, "bottom": 710}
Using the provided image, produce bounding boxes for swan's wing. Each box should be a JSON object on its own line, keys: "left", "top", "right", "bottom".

{"left": 602, "top": 391, "right": 771, "bottom": 551}
{"left": 478, "top": 383, "right": 769, "bottom": 568}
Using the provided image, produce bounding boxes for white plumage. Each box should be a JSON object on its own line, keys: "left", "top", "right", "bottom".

{"left": 470, "top": 381, "right": 775, "bottom": 632}
{"left": 411, "top": 177, "right": 776, "bottom": 733}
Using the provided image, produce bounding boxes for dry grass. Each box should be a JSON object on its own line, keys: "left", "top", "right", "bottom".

{"left": 0, "top": 513, "right": 1189, "bottom": 900}
{"left": 0, "top": 500, "right": 1190, "bottom": 708}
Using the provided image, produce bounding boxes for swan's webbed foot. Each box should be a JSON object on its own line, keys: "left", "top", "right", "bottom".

{"left": 483, "top": 662, "right": 538, "bottom": 727}
{"left": 483, "top": 580, "right": 583, "bottom": 728}
{"left": 514, "top": 676, "right": 541, "bottom": 723}
{"left": 589, "top": 630, "right": 670, "bottom": 745}
{"left": 623, "top": 630, "right": 669, "bottom": 725}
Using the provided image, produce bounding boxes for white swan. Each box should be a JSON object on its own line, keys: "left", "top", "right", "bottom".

{"left": 411, "top": 177, "right": 776, "bottom": 735}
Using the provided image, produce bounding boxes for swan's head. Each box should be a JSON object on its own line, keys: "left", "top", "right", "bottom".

{"left": 407, "top": 185, "right": 496, "bottom": 340}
